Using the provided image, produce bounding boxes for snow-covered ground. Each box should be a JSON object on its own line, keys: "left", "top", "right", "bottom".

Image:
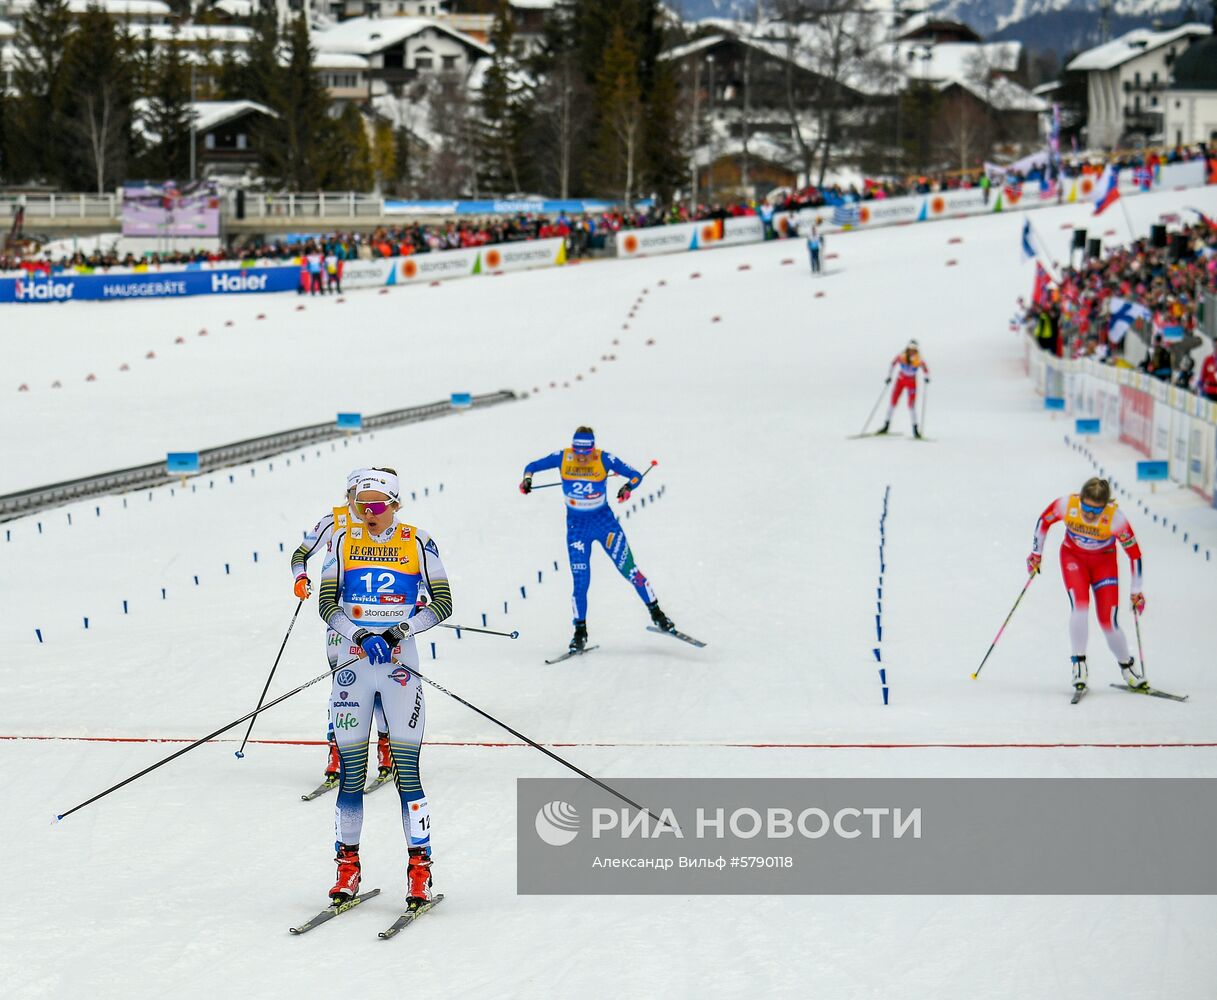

{"left": 3, "top": 186, "right": 1217, "bottom": 999}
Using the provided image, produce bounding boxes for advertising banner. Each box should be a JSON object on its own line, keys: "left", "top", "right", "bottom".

{"left": 616, "top": 222, "right": 698, "bottom": 257}
{"left": 0, "top": 265, "right": 298, "bottom": 303}
{"left": 121, "top": 181, "right": 221, "bottom": 238}
{"left": 1119, "top": 384, "right": 1154, "bottom": 457}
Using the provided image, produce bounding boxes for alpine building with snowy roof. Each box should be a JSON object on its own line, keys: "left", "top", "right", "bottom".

{"left": 1066, "top": 22, "right": 1212, "bottom": 148}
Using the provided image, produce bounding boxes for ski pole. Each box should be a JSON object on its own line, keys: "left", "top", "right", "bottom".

{"left": 920, "top": 379, "right": 930, "bottom": 436}
{"left": 55, "top": 655, "right": 360, "bottom": 823}
{"left": 972, "top": 573, "right": 1037, "bottom": 679}
{"left": 235, "top": 600, "right": 304, "bottom": 759}
{"left": 438, "top": 623, "right": 519, "bottom": 639}
{"left": 410, "top": 665, "right": 666, "bottom": 826}
{"left": 531, "top": 462, "right": 658, "bottom": 492}
{"left": 1133, "top": 607, "right": 1146, "bottom": 678}
{"left": 859, "top": 379, "right": 889, "bottom": 436}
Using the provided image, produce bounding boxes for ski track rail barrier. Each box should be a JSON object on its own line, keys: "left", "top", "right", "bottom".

{"left": 0, "top": 390, "right": 516, "bottom": 522}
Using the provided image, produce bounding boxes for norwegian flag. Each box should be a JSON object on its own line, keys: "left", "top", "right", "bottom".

{"left": 1133, "top": 166, "right": 1153, "bottom": 191}
{"left": 1093, "top": 167, "right": 1120, "bottom": 216}
{"left": 1032, "top": 262, "right": 1051, "bottom": 307}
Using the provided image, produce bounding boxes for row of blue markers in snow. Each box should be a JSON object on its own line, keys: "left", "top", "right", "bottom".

{"left": 20, "top": 453, "right": 669, "bottom": 652}
{"left": 1063, "top": 434, "right": 1213, "bottom": 564}
{"left": 873, "top": 486, "right": 892, "bottom": 706}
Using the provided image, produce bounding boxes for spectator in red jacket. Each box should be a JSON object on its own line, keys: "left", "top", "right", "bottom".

{"left": 1199, "top": 345, "right": 1217, "bottom": 402}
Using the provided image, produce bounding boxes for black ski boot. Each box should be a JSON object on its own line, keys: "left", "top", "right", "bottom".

{"left": 569, "top": 620, "right": 588, "bottom": 653}
{"left": 1071, "top": 655, "right": 1088, "bottom": 692}
{"left": 912, "top": 423, "right": 922, "bottom": 439}
{"left": 1119, "top": 657, "right": 1148, "bottom": 690}
{"left": 648, "top": 601, "right": 675, "bottom": 633}
{"left": 876, "top": 421, "right": 890, "bottom": 435}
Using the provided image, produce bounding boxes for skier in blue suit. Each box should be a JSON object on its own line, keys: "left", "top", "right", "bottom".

{"left": 520, "top": 426, "right": 676, "bottom": 652}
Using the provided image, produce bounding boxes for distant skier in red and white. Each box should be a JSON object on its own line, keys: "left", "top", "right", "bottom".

{"left": 1027, "top": 477, "right": 1147, "bottom": 693}
{"left": 877, "top": 340, "right": 929, "bottom": 438}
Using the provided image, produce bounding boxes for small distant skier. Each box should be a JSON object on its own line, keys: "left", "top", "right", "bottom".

{"left": 325, "top": 249, "right": 341, "bottom": 294}
{"left": 878, "top": 339, "right": 930, "bottom": 438}
{"left": 519, "top": 426, "right": 676, "bottom": 653}
{"left": 318, "top": 470, "right": 452, "bottom": 910}
{"left": 806, "top": 222, "right": 824, "bottom": 274}
{"left": 290, "top": 468, "right": 394, "bottom": 789}
{"left": 1026, "top": 476, "right": 1147, "bottom": 694}
{"left": 307, "top": 247, "right": 324, "bottom": 295}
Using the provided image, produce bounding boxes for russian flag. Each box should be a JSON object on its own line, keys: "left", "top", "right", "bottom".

{"left": 1093, "top": 167, "right": 1120, "bottom": 216}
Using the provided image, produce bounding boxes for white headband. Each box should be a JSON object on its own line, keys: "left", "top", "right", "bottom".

{"left": 346, "top": 468, "right": 369, "bottom": 492}
{"left": 355, "top": 471, "right": 401, "bottom": 503}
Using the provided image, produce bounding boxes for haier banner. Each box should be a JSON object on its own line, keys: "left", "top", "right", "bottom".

{"left": 0, "top": 265, "right": 300, "bottom": 303}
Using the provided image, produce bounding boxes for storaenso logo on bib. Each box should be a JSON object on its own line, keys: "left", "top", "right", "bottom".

{"left": 535, "top": 801, "right": 580, "bottom": 846}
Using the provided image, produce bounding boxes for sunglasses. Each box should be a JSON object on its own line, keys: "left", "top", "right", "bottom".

{"left": 1079, "top": 501, "right": 1105, "bottom": 516}
{"left": 359, "top": 500, "right": 395, "bottom": 516}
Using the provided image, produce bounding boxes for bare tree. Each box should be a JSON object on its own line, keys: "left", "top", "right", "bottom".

{"left": 72, "top": 83, "right": 127, "bottom": 193}
{"left": 596, "top": 24, "right": 643, "bottom": 206}
{"left": 534, "top": 49, "right": 585, "bottom": 199}
{"left": 934, "top": 91, "right": 989, "bottom": 170}
{"left": 766, "top": 0, "right": 882, "bottom": 186}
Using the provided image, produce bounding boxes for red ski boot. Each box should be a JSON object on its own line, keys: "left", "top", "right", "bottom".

{"left": 329, "top": 844, "right": 361, "bottom": 903}
{"left": 324, "top": 740, "right": 341, "bottom": 786}
{"left": 376, "top": 732, "right": 394, "bottom": 780}
{"left": 407, "top": 847, "right": 432, "bottom": 906}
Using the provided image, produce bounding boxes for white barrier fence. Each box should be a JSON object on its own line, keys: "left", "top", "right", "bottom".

{"left": 616, "top": 159, "right": 1212, "bottom": 256}
{"left": 338, "top": 238, "right": 567, "bottom": 289}
{"left": 1025, "top": 336, "right": 1217, "bottom": 505}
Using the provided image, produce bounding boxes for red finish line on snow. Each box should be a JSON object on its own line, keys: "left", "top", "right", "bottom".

{"left": 2, "top": 735, "right": 1216, "bottom": 749}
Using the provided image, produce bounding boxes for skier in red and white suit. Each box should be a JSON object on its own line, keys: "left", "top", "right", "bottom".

{"left": 877, "top": 340, "right": 929, "bottom": 438}
{"left": 1027, "top": 476, "right": 1147, "bottom": 692}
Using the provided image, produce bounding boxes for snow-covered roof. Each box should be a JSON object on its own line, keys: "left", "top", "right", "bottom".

{"left": 894, "top": 40, "right": 1021, "bottom": 82}
{"left": 660, "top": 29, "right": 886, "bottom": 97}
{"left": 312, "top": 50, "right": 369, "bottom": 70}
{"left": 213, "top": 0, "right": 253, "bottom": 16}
{"left": 660, "top": 34, "right": 726, "bottom": 63}
{"left": 6, "top": 0, "right": 171, "bottom": 15}
{"left": 508, "top": 0, "right": 554, "bottom": 8}
{"left": 0, "top": 19, "right": 16, "bottom": 40}
{"left": 937, "top": 75, "right": 1048, "bottom": 113}
{"left": 1066, "top": 23, "right": 1211, "bottom": 73}
{"left": 691, "top": 134, "right": 802, "bottom": 172}
{"left": 142, "top": 23, "right": 254, "bottom": 44}
{"left": 312, "top": 16, "right": 491, "bottom": 57}
{"left": 133, "top": 99, "right": 275, "bottom": 144}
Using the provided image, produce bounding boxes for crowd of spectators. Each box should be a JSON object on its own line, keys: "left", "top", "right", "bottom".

{"left": 756, "top": 143, "right": 1213, "bottom": 209}
{"left": 2, "top": 144, "right": 1213, "bottom": 276}
{"left": 1024, "top": 211, "right": 1217, "bottom": 402}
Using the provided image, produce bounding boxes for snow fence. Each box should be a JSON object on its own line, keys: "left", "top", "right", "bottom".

{"left": 1025, "top": 335, "right": 1217, "bottom": 505}
{"left": 0, "top": 238, "right": 567, "bottom": 305}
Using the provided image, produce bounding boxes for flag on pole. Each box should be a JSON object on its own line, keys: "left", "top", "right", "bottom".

{"left": 832, "top": 202, "right": 860, "bottom": 227}
{"left": 1107, "top": 297, "right": 1151, "bottom": 345}
{"left": 1185, "top": 206, "right": 1215, "bottom": 229}
{"left": 1020, "top": 220, "right": 1036, "bottom": 261}
{"left": 1032, "top": 262, "right": 1051, "bottom": 307}
{"left": 1093, "top": 167, "right": 1120, "bottom": 216}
